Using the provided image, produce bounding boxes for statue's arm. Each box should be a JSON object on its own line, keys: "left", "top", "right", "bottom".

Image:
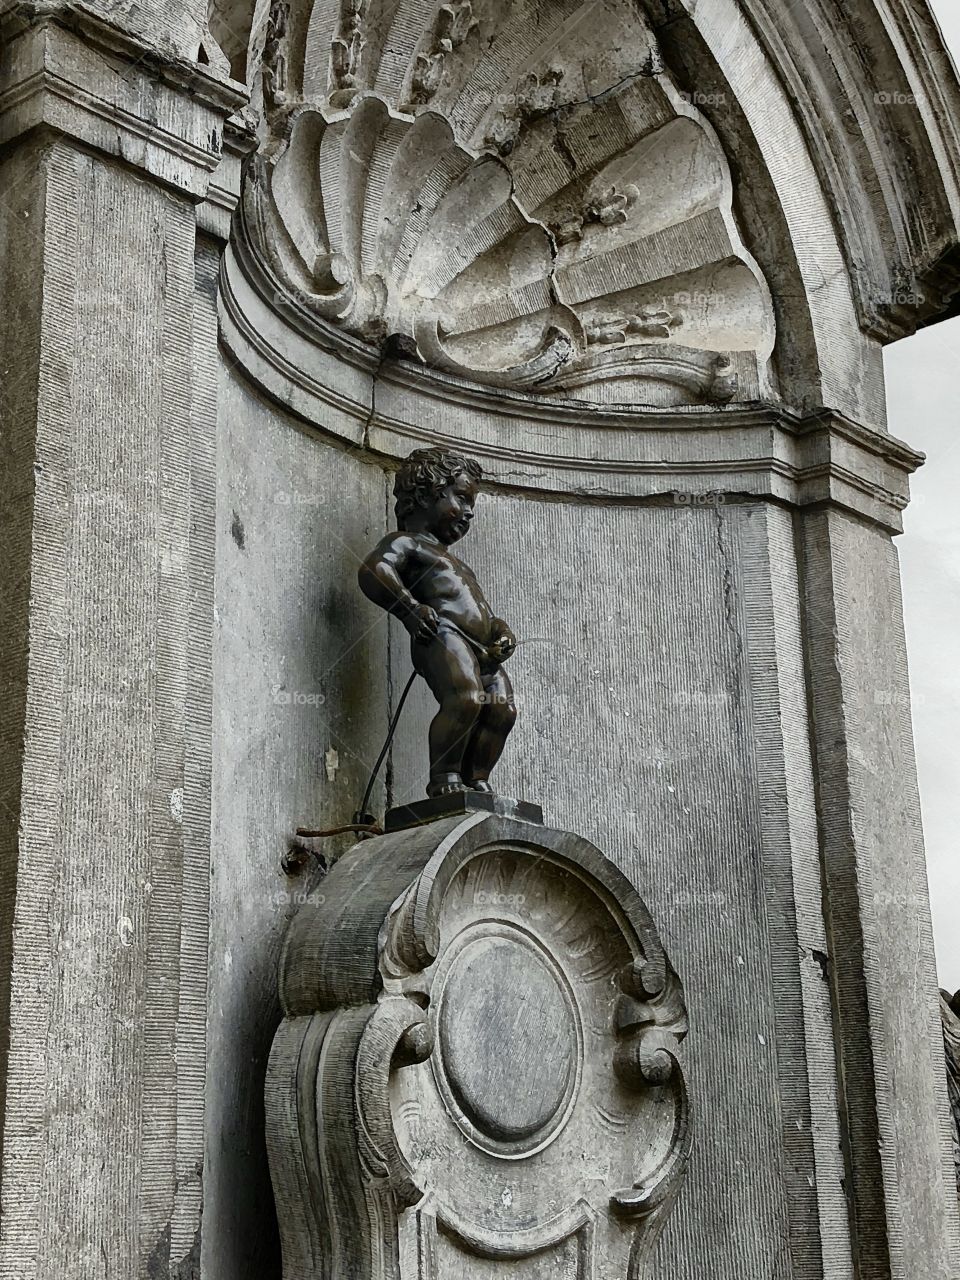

{"left": 359, "top": 537, "right": 443, "bottom": 646}
{"left": 358, "top": 537, "right": 419, "bottom": 623}
{"left": 359, "top": 536, "right": 445, "bottom": 647}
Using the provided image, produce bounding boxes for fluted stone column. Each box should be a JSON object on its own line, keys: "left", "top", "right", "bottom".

{"left": 0, "top": 7, "right": 245, "bottom": 1274}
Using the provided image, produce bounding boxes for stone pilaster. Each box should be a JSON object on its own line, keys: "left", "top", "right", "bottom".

{"left": 0, "top": 6, "right": 244, "bottom": 1274}
{"left": 800, "top": 508, "right": 960, "bottom": 1276}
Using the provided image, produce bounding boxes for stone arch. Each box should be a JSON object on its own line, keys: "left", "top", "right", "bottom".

{"left": 227, "top": 0, "right": 960, "bottom": 440}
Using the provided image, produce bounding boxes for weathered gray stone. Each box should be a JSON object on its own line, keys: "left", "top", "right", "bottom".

{"left": 0, "top": 6, "right": 243, "bottom": 1275}
{"left": 243, "top": 71, "right": 776, "bottom": 403}
{"left": 0, "top": 136, "right": 216, "bottom": 1280}
{"left": 0, "top": 4, "right": 245, "bottom": 199}
{"left": 266, "top": 812, "right": 689, "bottom": 1279}
{"left": 203, "top": 373, "right": 392, "bottom": 1279}
{"left": 2, "top": 0, "right": 960, "bottom": 1276}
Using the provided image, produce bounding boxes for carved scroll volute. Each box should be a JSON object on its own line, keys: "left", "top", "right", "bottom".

{"left": 266, "top": 813, "right": 691, "bottom": 1279}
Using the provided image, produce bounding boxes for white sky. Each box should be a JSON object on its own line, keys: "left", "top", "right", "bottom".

{"left": 886, "top": 0, "right": 960, "bottom": 988}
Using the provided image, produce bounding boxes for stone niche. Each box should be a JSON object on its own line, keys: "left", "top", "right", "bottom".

{"left": 266, "top": 811, "right": 689, "bottom": 1278}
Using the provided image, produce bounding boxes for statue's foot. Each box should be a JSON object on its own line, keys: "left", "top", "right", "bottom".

{"left": 426, "top": 774, "right": 469, "bottom": 798}
{"left": 469, "top": 780, "right": 493, "bottom": 794}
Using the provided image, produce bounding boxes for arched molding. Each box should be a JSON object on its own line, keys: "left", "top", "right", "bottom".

{"left": 217, "top": 0, "right": 960, "bottom": 495}
{"left": 705, "top": 0, "right": 960, "bottom": 338}
{"left": 219, "top": 231, "right": 921, "bottom": 532}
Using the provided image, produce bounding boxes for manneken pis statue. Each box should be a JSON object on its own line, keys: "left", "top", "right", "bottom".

{"left": 358, "top": 448, "right": 517, "bottom": 798}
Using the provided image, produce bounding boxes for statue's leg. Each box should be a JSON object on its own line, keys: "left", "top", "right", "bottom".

{"left": 412, "top": 632, "right": 485, "bottom": 796}
{"left": 461, "top": 667, "right": 516, "bottom": 791}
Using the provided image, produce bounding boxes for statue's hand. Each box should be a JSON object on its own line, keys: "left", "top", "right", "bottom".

{"left": 405, "top": 604, "right": 441, "bottom": 643}
{"left": 491, "top": 625, "right": 516, "bottom": 661}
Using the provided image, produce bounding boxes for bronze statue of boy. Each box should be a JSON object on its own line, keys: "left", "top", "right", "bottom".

{"left": 359, "top": 448, "right": 517, "bottom": 798}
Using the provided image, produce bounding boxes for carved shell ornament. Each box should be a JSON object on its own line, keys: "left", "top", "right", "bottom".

{"left": 240, "top": 0, "right": 776, "bottom": 406}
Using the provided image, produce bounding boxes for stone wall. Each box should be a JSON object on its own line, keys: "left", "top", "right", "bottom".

{"left": 2, "top": 1, "right": 960, "bottom": 1276}
{"left": 205, "top": 348, "right": 958, "bottom": 1276}
{"left": 0, "top": 134, "right": 213, "bottom": 1274}
{"left": 205, "top": 370, "right": 391, "bottom": 1275}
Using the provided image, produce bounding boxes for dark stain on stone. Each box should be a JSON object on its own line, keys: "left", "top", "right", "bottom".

{"left": 147, "top": 1219, "right": 202, "bottom": 1280}
{"left": 147, "top": 1223, "right": 170, "bottom": 1280}
{"left": 172, "top": 1224, "right": 202, "bottom": 1280}
{"left": 231, "top": 510, "right": 246, "bottom": 551}
{"left": 381, "top": 331, "right": 421, "bottom": 362}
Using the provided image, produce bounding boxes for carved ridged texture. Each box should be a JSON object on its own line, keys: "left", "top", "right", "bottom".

{"left": 247, "top": 0, "right": 776, "bottom": 404}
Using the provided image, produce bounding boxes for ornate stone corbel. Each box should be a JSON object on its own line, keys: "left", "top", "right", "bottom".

{"left": 707, "top": 353, "right": 739, "bottom": 404}
{"left": 331, "top": 0, "right": 369, "bottom": 105}
{"left": 404, "top": 1, "right": 478, "bottom": 109}
{"left": 262, "top": 0, "right": 290, "bottom": 109}
{"left": 266, "top": 811, "right": 690, "bottom": 1278}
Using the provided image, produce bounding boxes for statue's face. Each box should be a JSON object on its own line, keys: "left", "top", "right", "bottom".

{"left": 430, "top": 474, "right": 478, "bottom": 544}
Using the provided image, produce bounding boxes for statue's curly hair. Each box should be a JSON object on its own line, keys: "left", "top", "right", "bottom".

{"left": 394, "top": 448, "right": 482, "bottom": 528}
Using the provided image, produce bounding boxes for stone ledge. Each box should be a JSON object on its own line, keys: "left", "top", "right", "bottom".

{"left": 0, "top": 2, "right": 248, "bottom": 198}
